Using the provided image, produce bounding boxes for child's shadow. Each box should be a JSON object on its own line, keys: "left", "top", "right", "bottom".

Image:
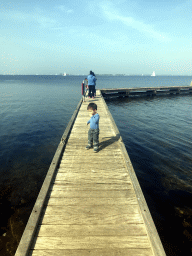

{"left": 98, "top": 133, "right": 121, "bottom": 152}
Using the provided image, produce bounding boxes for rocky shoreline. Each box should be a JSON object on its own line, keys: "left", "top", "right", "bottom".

{"left": 0, "top": 183, "right": 39, "bottom": 256}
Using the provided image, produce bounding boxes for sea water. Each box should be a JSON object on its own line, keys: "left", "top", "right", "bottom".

{"left": 1, "top": 75, "right": 192, "bottom": 255}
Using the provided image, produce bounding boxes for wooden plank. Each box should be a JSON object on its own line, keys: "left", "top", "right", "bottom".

{"left": 53, "top": 174, "right": 130, "bottom": 184}
{"left": 62, "top": 151, "right": 123, "bottom": 155}
{"left": 58, "top": 164, "right": 127, "bottom": 170}
{"left": 63, "top": 150, "right": 122, "bottom": 154}
{"left": 50, "top": 183, "right": 132, "bottom": 190}
{"left": 43, "top": 204, "right": 141, "bottom": 215}
{"left": 66, "top": 138, "right": 117, "bottom": 142}
{"left": 63, "top": 146, "right": 122, "bottom": 150}
{"left": 57, "top": 167, "right": 127, "bottom": 172}
{"left": 61, "top": 149, "right": 123, "bottom": 155}
{"left": 63, "top": 146, "right": 120, "bottom": 150}
{"left": 59, "top": 159, "right": 126, "bottom": 164}
{"left": 64, "top": 142, "right": 119, "bottom": 146}
{"left": 46, "top": 197, "right": 137, "bottom": 206}
{"left": 66, "top": 137, "right": 120, "bottom": 141}
{"left": 69, "top": 133, "right": 114, "bottom": 136}
{"left": 54, "top": 172, "right": 130, "bottom": 180}
{"left": 61, "top": 154, "right": 123, "bottom": 158}
{"left": 58, "top": 165, "right": 126, "bottom": 170}
{"left": 59, "top": 160, "right": 126, "bottom": 165}
{"left": 41, "top": 212, "right": 143, "bottom": 225}
{"left": 29, "top": 248, "right": 153, "bottom": 256}
{"left": 65, "top": 139, "right": 119, "bottom": 144}
{"left": 58, "top": 161, "right": 127, "bottom": 166}
{"left": 61, "top": 155, "right": 125, "bottom": 159}
{"left": 64, "top": 147, "right": 122, "bottom": 150}
{"left": 61, "top": 153, "right": 124, "bottom": 157}
{"left": 59, "top": 160, "right": 125, "bottom": 164}
{"left": 35, "top": 223, "right": 147, "bottom": 237}
{"left": 32, "top": 236, "right": 150, "bottom": 250}
{"left": 52, "top": 177, "right": 130, "bottom": 185}
{"left": 47, "top": 189, "right": 135, "bottom": 198}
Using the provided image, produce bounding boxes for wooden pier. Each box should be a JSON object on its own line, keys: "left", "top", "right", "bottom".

{"left": 101, "top": 86, "right": 192, "bottom": 98}
{"left": 15, "top": 90, "right": 166, "bottom": 256}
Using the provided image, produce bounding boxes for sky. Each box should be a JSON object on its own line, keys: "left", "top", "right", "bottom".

{"left": 1, "top": 0, "right": 192, "bottom": 75}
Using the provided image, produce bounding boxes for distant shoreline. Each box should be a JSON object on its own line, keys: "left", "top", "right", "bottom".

{"left": 0, "top": 74, "right": 192, "bottom": 77}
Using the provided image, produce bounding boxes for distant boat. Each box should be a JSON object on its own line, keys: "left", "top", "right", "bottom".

{"left": 63, "top": 72, "right": 66, "bottom": 76}
{"left": 151, "top": 71, "right": 156, "bottom": 76}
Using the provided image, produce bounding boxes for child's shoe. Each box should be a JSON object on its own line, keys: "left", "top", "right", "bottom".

{"left": 93, "top": 146, "right": 98, "bottom": 153}
{"left": 86, "top": 144, "right": 92, "bottom": 150}
{"left": 92, "top": 96, "right": 94, "bottom": 99}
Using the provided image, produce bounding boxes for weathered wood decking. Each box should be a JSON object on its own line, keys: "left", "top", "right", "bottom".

{"left": 15, "top": 90, "right": 166, "bottom": 256}
{"left": 101, "top": 86, "right": 192, "bottom": 98}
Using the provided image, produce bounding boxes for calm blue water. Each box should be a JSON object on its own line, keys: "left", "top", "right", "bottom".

{"left": 1, "top": 75, "right": 192, "bottom": 255}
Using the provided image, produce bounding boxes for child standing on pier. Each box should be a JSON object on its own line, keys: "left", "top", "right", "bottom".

{"left": 86, "top": 103, "right": 99, "bottom": 152}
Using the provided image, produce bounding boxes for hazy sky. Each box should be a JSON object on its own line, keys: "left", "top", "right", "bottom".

{"left": 1, "top": 0, "right": 192, "bottom": 75}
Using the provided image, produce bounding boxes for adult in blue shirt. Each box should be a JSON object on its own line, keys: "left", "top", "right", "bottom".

{"left": 92, "top": 71, "right": 97, "bottom": 97}
{"left": 87, "top": 71, "right": 96, "bottom": 99}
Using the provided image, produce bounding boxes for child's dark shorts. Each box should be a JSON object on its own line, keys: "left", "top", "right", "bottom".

{"left": 88, "top": 128, "right": 99, "bottom": 147}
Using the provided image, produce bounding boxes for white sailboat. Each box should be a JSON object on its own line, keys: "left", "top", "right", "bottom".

{"left": 63, "top": 72, "right": 67, "bottom": 76}
{"left": 151, "top": 71, "right": 156, "bottom": 76}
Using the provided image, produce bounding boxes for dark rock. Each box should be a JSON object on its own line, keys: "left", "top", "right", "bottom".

{"left": 20, "top": 199, "right": 26, "bottom": 205}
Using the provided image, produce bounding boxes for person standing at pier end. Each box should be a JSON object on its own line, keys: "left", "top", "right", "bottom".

{"left": 92, "top": 71, "right": 97, "bottom": 97}
{"left": 86, "top": 103, "right": 100, "bottom": 152}
{"left": 87, "top": 70, "right": 96, "bottom": 99}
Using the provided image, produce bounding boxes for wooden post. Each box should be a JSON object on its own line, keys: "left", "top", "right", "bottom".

{"left": 126, "top": 91, "right": 130, "bottom": 97}
{"left": 81, "top": 82, "right": 85, "bottom": 102}
{"left": 146, "top": 90, "right": 156, "bottom": 96}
